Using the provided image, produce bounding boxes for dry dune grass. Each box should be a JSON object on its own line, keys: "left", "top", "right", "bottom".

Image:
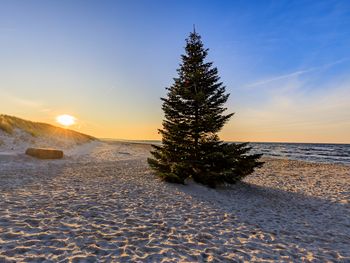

{"left": 0, "top": 115, "right": 95, "bottom": 144}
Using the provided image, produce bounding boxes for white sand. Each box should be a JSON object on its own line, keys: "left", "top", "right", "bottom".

{"left": 0, "top": 141, "right": 349, "bottom": 262}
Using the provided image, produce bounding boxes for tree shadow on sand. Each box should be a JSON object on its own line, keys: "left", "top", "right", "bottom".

{"left": 174, "top": 180, "right": 350, "bottom": 260}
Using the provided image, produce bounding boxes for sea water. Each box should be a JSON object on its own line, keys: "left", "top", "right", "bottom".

{"left": 250, "top": 142, "right": 350, "bottom": 165}
{"left": 118, "top": 140, "right": 350, "bottom": 165}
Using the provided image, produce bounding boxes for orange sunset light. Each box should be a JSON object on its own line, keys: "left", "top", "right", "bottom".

{"left": 56, "top": 114, "right": 76, "bottom": 127}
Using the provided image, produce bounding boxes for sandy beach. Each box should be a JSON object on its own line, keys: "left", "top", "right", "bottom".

{"left": 0, "top": 141, "right": 349, "bottom": 262}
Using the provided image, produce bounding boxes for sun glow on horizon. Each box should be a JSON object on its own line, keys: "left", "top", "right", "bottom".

{"left": 56, "top": 114, "right": 76, "bottom": 127}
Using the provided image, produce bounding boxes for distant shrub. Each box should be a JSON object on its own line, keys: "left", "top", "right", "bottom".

{"left": 0, "top": 117, "right": 13, "bottom": 134}
{"left": 27, "top": 129, "right": 38, "bottom": 137}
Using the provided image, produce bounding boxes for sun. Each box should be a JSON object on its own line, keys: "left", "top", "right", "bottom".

{"left": 56, "top": 114, "right": 76, "bottom": 127}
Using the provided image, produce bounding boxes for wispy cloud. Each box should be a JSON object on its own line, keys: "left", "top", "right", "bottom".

{"left": 227, "top": 74, "right": 350, "bottom": 143}
{"left": 40, "top": 108, "right": 53, "bottom": 113}
{"left": 2, "top": 92, "right": 44, "bottom": 109}
{"left": 12, "top": 97, "right": 43, "bottom": 108}
{"left": 245, "top": 58, "right": 349, "bottom": 88}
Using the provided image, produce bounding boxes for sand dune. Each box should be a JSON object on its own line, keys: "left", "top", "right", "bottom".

{"left": 0, "top": 115, "right": 95, "bottom": 153}
{"left": 0, "top": 141, "right": 349, "bottom": 262}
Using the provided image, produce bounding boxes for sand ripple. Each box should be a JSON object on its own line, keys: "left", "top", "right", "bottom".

{"left": 0, "top": 144, "right": 349, "bottom": 262}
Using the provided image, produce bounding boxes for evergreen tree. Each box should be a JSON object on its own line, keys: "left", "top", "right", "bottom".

{"left": 148, "top": 30, "right": 263, "bottom": 187}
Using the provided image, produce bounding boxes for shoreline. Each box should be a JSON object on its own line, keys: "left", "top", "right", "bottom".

{"left": 101, "top": 139, "right": 350, "bottom": 166}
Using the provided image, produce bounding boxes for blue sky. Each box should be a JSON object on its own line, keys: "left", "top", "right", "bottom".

{"left": 1, "top": 0, "right": 350, "bottom": 142}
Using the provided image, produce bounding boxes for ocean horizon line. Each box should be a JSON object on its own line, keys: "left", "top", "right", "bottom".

{"left": 100, "top": 138, "right": 350, "bottom": 146}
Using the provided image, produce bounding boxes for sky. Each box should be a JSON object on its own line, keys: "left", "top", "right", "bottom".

{"left": 1, "top": 0, "right": 350, "bottom": 143}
